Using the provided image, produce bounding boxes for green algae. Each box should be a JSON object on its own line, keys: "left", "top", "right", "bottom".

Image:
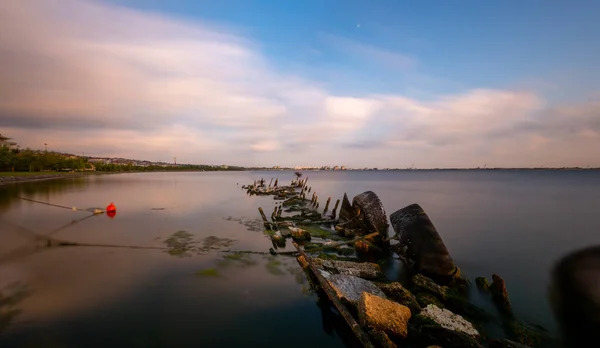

{"left": 164, "top": 230, "right": 195, "bottom": 257}
{"left": 266, "top": 257, "right": 285, "bottom": 275}
{"left": 196, "top": 268, "right": 220, "bottom": 277}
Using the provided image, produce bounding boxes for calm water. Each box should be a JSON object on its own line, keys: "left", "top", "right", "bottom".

{"left": 1, "top": 170, "right": 599, "bottom": 346}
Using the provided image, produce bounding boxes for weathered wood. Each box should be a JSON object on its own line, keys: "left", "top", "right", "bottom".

{"left": 268, "top": 178, "right": 273, "bottom": 188}
{"left": 323, "top": 197, "right": 331, "bottom": 215}
{"left": 293, "top": 241, "right": 376, "bottom": 348}
{"left": 331, "top": 199, "right": 341, "bottom": 219}
{"left": 258, "top": 207, "right": 271, "bottom": 229}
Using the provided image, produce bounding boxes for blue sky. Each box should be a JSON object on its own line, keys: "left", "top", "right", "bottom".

{"left": 1, "top": 0, "right": 599, "bottom": 167}
{"left": 111, "top": 0, "right": 600, "bottom": 98}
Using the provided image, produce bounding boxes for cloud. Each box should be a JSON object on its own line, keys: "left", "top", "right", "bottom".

{"left": 0, "top": 0, "right": 599, "bottom": 168}
{"left": 319, "top": 33, "right": 414, "bottom": 70}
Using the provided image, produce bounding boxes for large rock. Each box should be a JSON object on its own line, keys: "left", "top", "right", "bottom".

{"left": 551, "top": 246, "right": 600, "bottom": 348}
{"left": 352, "top": 191, "right": 389, "bottom": 239}
{"left": 419, "top": 304, "right": 479, "bottom": 337}
{"left": 319, "top": 271, "right": 386, "bottom": 308}
{"left": 375, "top": 282, "right": 421, "bottom": 314}
{"left": 390, "top": 204, "right": 457, "bottom": 284}
{"left": 358, "top": 292, "right": 412, "bottom": 339}
{"left": 312, "top": 258, "right": 383, "bottom": 280}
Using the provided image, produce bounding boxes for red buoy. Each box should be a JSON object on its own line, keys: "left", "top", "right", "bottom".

{"left": 106, "top": 202, "right": 116, "bottom": 213}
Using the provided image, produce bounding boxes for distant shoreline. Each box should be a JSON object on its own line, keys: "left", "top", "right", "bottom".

{"left": 2, "top": 167, "right": 598, "bottom": 186}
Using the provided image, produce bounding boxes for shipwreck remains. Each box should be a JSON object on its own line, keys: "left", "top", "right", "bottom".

{"left": 242, "top": 174, "right": 555, "bottom": 348}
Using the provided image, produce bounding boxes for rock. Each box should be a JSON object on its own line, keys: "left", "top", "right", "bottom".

{"left": 409, "top": 325, "right": 484, "bottom": 348}
{"left": 420, "top": 304, "right": 479, "bottom": 337}
{"left": 488, "top": 338, "right": 532, "bottom": 348}
{"left": 504, "top": 319, "right": 544, "bottom": 348}
{"left": 338, "top": 193, "right": 355, "bottom": 222}
{"left": 412, "top": 274, "right": 448, "bottom": 299}
{"left": 271, "top": 231, "right": 286, "bottom": 248}
{"left": 296, "top": 255, "right": 310, "bottom": 270}
{"left": 368, "top": 329, "right": 397, "bottom": 348}
{"left": 355, "top": 239, "right": 384, "bottom": 256}
{"left": 319, "top": 272, "right": 386, "bottom": 308}
{"left": 416, "top": 292, "right": 444, "bottom": 309}
{"left": 312, "top": 258, "right": 384, "bottom": 280}
{"left": 550, "top": 245, "right": 600, "bottom": 348}
{"left": 475, "top": 277, "right": 490, "bottom": 291}
{"left": 490, "top": 274, "right": 512, "bottom": 315}
{"left": 352, "top": 191, "right": 389, "bottom": 238}
{"left": 375, "top": 282, "right": 421, "bottom": 314}
{"left": 358, "top": 292, "right": 412, "bottom": 339}
{"left": 289, "top": 227, "right": 311, "bottom": 241}
{"left": 390, "top": 204, "right": 457, "bottom": 285}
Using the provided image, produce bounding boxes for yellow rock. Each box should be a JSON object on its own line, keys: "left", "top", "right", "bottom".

{"left": 358, "top": 291, "right": 411, "bottom": 339}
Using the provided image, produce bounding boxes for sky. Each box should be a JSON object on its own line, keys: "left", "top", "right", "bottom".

{"left": 1, "top": 0, "right": 599, "bottom": 168}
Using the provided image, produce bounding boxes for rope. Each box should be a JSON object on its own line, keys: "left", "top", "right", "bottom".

{"left": 17, "top": 196, "right": 104, "bottom": 213}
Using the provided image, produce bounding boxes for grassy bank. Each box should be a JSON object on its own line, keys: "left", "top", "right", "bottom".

{"left": 0, "top": 172, "right": 70, "bottom": 177}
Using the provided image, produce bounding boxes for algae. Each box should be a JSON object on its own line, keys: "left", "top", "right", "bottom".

{"left": 265, "top": 257, "right": 286, "bottom": 275}
{"left": 196, "top": 268, "right": 220, "bottom": 277}
{"left": 163, "top": 230, "right": 195, "bottom": 257}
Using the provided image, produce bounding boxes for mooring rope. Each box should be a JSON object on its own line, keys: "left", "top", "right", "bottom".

{"left": 16, "top": 196, "right": 104, "bottom": 214}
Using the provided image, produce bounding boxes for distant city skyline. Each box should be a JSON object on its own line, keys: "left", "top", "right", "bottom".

{"left": 1, "top": 0, "right": 599, "bottom": 168}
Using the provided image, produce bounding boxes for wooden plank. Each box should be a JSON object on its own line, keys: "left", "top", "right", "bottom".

{"left": 293, "top": 240, "right": 376, "bottom": 348}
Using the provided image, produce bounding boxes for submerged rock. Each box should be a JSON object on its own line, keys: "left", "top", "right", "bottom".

{"left": 352, "top": 191, "right": 389, "bottom": 239}
{"left": 409, "top": 324, "right": 484, "bottom": 348}
{"left": 375, "top": 282, "right": 421, "bottom": 314}
{"left": 420, "top": 304, "right": 479, "bottom": 337}
{"left": 358, "top": 292, "right": 412, "bottom": 339}
{"left": 390, "top": 204, "right": 457, "bottom": 285}
{"left": 368, "top": 329, "right": 397, "bottom": 348}
{"left": 550, "top": 245, "right": 600, "bottom": 348}
{"left": 312, "top": 258, "right": 384, "bottom": 280}
{"left": 475, "top": 277, "right": 490, "bottom": 291}
{"left": 490, "top": 274, "right": 512, "bottom": 315}
{"left": 488, "top": 339, "right": 532, "bottom": 348}
{"left": 319, "top": 271, "right": 386, "bottom": 308}
{"left": 412, "top": 273, "right": 449, "bottom": 299}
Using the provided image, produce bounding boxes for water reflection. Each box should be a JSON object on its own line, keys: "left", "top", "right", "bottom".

{"left": 0, "top": 282, "right": 32, "bottom": 334}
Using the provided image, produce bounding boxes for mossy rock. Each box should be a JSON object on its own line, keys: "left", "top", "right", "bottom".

{"left": 504, "top": 320, "right": 543, "bottom": 347}
{"left": 444, "top": 288, "right": 489, "bottom": 322}
{"left": 297, "top": 224, "right": 333, "bottom": 239}
{"left": 475, "top": 277, "right": 490, "bottom": 291}
{"left": 411, "top": 313, "right": 442, "bottom": 328}
{"left": 316, "top": 253, "right": 358, "bottom": 262}
{"left": 416, "top": 292, "right": 444, "bottom": 308}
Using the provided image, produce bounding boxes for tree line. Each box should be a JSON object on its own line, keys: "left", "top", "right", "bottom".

{"left": 0, "top": 147, "right": 89, "bottom": 172}
{"left": 0, "top": 146, "right": 246, "bottom": 172}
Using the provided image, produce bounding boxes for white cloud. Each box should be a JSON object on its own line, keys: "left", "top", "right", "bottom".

{"left": 0, "top": 0, "right": 599, "bottom": 168}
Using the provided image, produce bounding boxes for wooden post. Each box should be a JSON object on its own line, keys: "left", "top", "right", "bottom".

{"left": 293, "top": 241, "right": 375, "bottom": 348}
{"left": 323, "top": 197, "right": 331, "bottom": 215}
{"left": 258, "top": 207, "right": 271, "bottom": 229}
{"left": 274, "top": 178, "right": 278, "bottom": 187}
{"left": 268, "top": 178, "right": 273, "bottom": 188}
{"left": 331, "top": 199, "right": 340, "bottom": 219}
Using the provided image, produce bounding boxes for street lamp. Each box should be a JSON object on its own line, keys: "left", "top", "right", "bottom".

{"left": 44, "top": 143, "right": 48, "bottom": 152}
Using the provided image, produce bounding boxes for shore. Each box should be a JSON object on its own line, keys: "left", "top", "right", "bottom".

{"left": 0, "top": 172, "right": 102, "bottom": 185}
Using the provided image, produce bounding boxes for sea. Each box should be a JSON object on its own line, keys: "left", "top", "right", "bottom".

{"left": 1, "top": 170, "right": 599, "bottom": 347}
